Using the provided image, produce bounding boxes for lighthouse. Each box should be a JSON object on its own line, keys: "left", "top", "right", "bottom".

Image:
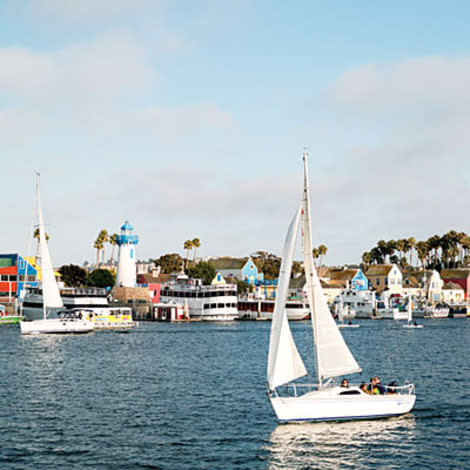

{"left": 115, "top": 220, "right": 139, "bottom": 287}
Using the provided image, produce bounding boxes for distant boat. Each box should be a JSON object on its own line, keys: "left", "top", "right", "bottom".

{"left": 0, "top": 304, "right": 24, "bottom": 325}
{"left": 20, "top": 173, "right": 94, "bottom": 335}
{"left": 238, "top": 297, "right": 309, "bottom": 321}
{"left": 428, "top": 302, "right": 450, "bottom": 319}
{"left": 266, "top": 153, "right": 416, "bottom": 423}
{"left": 403, "top": 296, "right": 423, "bottom": 329}
{"left": 160, "top": 273, "right": 238, "bottom": 321}
{"left": 336, "top": 299, "right": 359, "bottom": 328}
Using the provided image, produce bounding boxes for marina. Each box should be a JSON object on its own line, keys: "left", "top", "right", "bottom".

{"left": 0, "top": 319, "right": 467, "bottom": 469}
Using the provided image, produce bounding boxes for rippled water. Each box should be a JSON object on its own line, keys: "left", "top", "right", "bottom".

{"left": 0, "top": 319, "right": 468, "bottom": 469}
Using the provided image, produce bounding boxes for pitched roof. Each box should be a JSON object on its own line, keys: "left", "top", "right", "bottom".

{"left": 328, "top": 269, "right": 358, "bottom": 281}
{"left": 137, "top": 273, "right": 171, "bottom": 284}
{"left": 210, "top": 257, "right": 248, "bottom": 270}
{"left": 443, "top": 281, "right": 464, "bottom": 290}
{"left": 440, "top": 269, "right": 470, "bottom": 280}
{"left": 364, "top": 264, "right": 395, "bottom": 276}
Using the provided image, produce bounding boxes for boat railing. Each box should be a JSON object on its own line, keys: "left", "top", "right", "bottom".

{"left": 271, "top": 382, "right": 415, "bottom": 397}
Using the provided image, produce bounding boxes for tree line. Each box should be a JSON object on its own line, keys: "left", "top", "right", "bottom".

{"left": 362, "top": 230, "right": 470, "bottom": 271}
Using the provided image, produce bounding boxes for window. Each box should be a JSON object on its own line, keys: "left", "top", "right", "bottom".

{"left": 376, "top": 279, "right": 380, "bottom": 286}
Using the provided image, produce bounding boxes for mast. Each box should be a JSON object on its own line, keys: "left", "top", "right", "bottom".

{"left": 301, "top": 151, "right": 322, "bottom": 386}
{"left": 36, "top": 173, "right": 47, "bottom": 321}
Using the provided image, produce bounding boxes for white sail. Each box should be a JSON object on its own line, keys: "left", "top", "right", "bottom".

{"left": 301, "top": 155, "right": 361, "bottom": 382}
{"left": 36, "top": 173, "right": 63, "bottom": 314}
{"left": 267, "top": 205, "right": 307, "bottom": 390}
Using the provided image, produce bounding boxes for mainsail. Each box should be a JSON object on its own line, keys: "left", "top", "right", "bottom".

{"left": 36, "top": 173, "right": 63, "bottom": 315}
{"left": 267, "top": 205, "right": 307, "bottom": 390}
{"left": 300, "top": 155, "right": 361, "bottom": 382}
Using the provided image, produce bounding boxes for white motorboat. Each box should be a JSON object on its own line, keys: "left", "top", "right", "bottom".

{"left": 238, "top": 297, "right": 309, "bottom": 321}
{"left": 266, "top": 154, "right": 415, "bottom": 423}
{"left": 19, "top": 173, "right": 94, "bottom": 335}
{"left": 336, "top": 289, "right": 374, "bottom": 319}
{"left": 428, "top": 302, "right": 450, "bottom": 319}
{"left": 336, "top": 298, "right": 359, "bottom": 328}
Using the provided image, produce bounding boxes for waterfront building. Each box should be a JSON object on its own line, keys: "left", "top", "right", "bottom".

{"left": 442, "top": 282, "right": 465, "bottom": 304}
{"left": 136, "top": 273, "right": 171, "bottom": 304}
{"left": 328, "top": 267, "right": 369, "bottom": 291}
{"left": 440, "top": 269, "right": 470, "bottom": 300}
{"left": 402, "top": 269, "right": 443, "bottom": 302}
{"left": 364, "top": 264, "right": 403, "bottom": 295}
{"left": 0, "top": 253, "right": 38, "bottom": 302}
{"left": 210, "top": 257, "right": 264, "bottom": 285}
{"left": 115, "top": 221, "right": 139, "bottom": 288}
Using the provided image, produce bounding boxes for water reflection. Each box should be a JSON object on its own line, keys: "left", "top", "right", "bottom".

{"left": 267, "top": 416, "right": 416, "bottom": 470}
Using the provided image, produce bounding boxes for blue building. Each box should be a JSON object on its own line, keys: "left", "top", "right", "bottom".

{"left": 210, "top": 257, "right": 264, "bottom": 285}
{"left": 329, "top": 268, "right": 368, "bottom": 291}
{"left": 0, "top": 253, "right": 38, "bottom": 300}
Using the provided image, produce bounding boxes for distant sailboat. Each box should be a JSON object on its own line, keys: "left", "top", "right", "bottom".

{"left": 266, "top": 153, "right": 416, "bottom": 423}
{"left": 403, "top": 296, "right": 423, "bottom": 329}
{"left": 20, "top": 173, "right": 94, "bottom": 335}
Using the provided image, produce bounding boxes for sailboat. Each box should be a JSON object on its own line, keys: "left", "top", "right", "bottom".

{"left": 20, "top": 173, "right": 94, "bottom": 335}
{"left": 403, "top": 296, "right": 423, "bottom": 329}
{"left": 266, "top": 154, "right": 416, "bottom": 423}
{"left": 336, "top": 298, "right": 359, "bottom": 329}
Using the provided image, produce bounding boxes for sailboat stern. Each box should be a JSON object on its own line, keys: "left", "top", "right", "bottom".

{"left": 269, "top": 386, "right": 416, "bottom": 423}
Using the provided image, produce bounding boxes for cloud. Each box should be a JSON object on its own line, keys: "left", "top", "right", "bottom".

{"left": 25, "top": 0, "right": 158, "bottom": 22}
{"left": 329, "top": 56, "right": 470, "bottom": 114}
{"left": 0, "top": 33, "right": 156, "bottom": 106}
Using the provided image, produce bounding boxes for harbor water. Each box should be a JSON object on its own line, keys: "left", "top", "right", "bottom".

{"left": 0, "top": 319, "right": 468, "bottom": 469}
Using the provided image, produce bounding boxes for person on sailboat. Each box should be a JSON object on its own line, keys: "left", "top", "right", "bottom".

{"left": 340, "top": 379, "right": 349, "bottom": 388}
{"left": 373, "top": 376, "right": 387, "bottom": 395}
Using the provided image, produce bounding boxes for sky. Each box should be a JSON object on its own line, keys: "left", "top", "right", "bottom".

{"left": 1, "top": 0, "right": 469, "bottom": 267}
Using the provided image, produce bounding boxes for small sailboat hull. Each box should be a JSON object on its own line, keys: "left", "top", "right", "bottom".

{"left": 269, "top": 387, "right": 416, "bottom": 423}
{"left": 20, "top": 318, "right": 94, "bottom": 335}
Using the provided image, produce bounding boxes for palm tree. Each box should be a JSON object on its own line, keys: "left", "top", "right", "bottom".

{"left": 183, "top": 240, "right": 193, "bottom": 269}
{"left": 312, "top": 248, "right": 320, "bottom": 267}
{"left": 98, "top": 229, "right": 108, "bottom": 265}
{"left": 192, "top": 238, "right": 201, "bottom": 265}
{"left": 362, "top": 251, "right": 372, "bottom": 265}
{"left": 407, "top": 237, "right": 416, "bottom": 266}
{"left": 395, "top": 239, "right": 406, "bottom": 261}
{"left": 94, "top": 237, "right": 103, "bottom": 267}
{"left": 33, "top": 227, "right": 50, "bottom": 260}
{"left": 109, "top": 233, "right": 119, "bottom": 263}
{"left": 415, "top": 241, "right": 429, "bottom": 270}
{"left": 317, "top": 244, "right": 327, "bottom": 267}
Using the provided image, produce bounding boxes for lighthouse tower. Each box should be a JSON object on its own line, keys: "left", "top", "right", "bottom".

{"left": 115, "top": 220, "right": 139, "bottom": 287}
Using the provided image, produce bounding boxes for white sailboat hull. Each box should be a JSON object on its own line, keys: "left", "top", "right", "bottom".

{"left": 20, "top": 318, "right": 94, "bottom": 335}
{"left": 269, "top": 387, "right": 416, "bottom": 423}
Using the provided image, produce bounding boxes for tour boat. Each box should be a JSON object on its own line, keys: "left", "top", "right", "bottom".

{"left": 266, "top": 154, "right": 415, "bottom": 423}
{"left": 160, "top": 273, "right": 238, "bottom": 321}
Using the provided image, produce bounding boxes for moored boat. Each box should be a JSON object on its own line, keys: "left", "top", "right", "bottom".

{"left": 0, "top": 304, "right": 24, "bottom": 325}
{"left": 160, "top": 273, "right": 238, "bottom": 321}
{"left": 238, "top": 297, "right": 309, "bottom": 320}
